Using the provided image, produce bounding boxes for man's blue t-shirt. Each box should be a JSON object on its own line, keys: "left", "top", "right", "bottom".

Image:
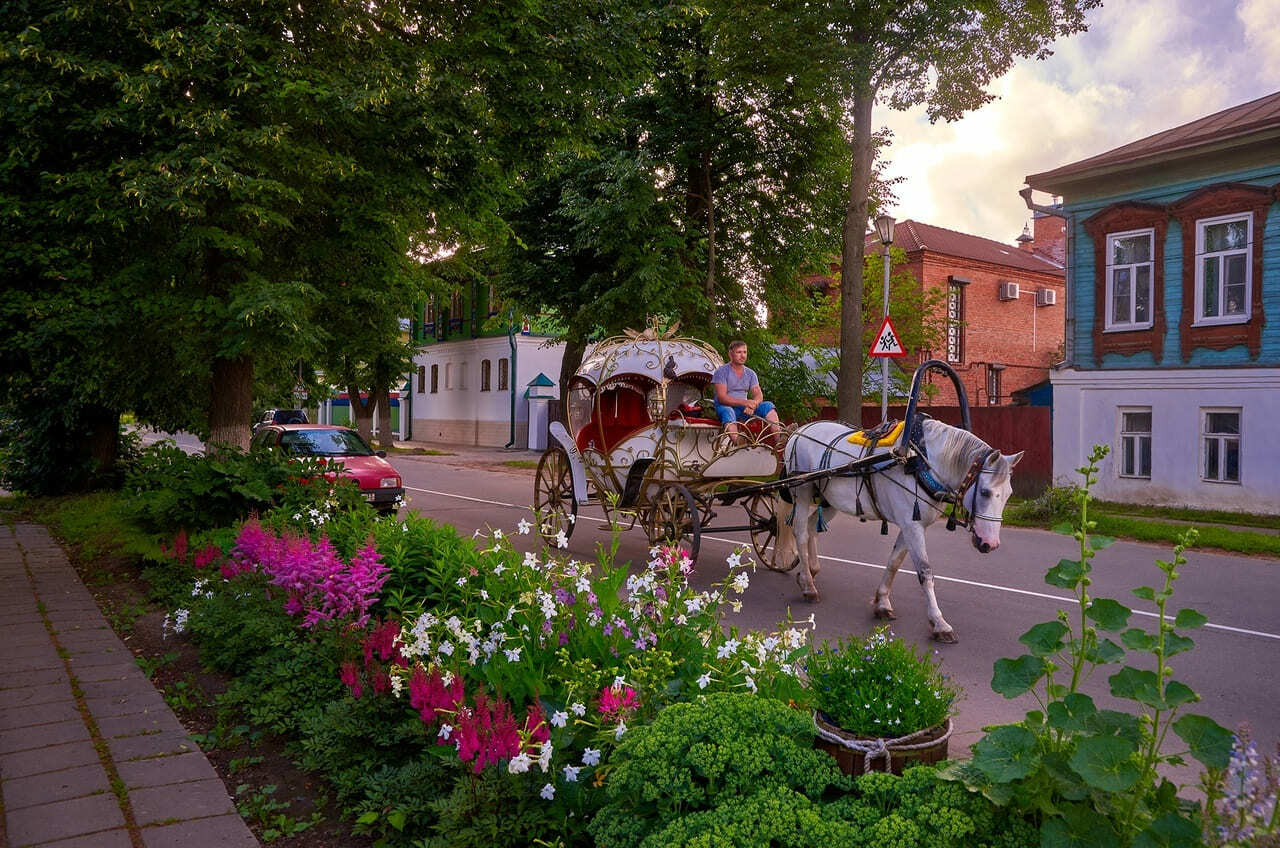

{"left": 711, "top": 363, "right": 759, "bottom": 400}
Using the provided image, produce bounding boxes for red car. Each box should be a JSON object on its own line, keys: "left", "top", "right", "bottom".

{"left": 250, "top": 424, "right": 404, "bottom": 513}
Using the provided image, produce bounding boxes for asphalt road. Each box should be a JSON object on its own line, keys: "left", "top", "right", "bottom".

{"left": 386, "top": 448, "right": 1280, "bottom": 776}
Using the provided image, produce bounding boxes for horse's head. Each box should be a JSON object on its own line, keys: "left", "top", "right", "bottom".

{"left": 968, "top": 450, "right": 1023, "bottom": 553}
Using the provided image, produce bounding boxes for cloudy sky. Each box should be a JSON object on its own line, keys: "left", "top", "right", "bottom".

{"left": 877, "top": 0, "right": 1280, "bottom": 244}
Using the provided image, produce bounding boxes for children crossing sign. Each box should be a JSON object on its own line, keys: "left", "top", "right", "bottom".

{"left": 870, "top": 317, "right": 907, "bottom": 358}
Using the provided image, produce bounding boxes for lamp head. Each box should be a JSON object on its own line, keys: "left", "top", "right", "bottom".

{"left": 874, "top": 214, "right": 896, "bottom": 246}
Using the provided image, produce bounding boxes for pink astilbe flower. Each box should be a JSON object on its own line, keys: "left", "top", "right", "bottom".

{"left": 169, "top": 529, "right": 189, "bottom": 563}
{"left": 229, "top": 522, "right": 388, "bottom": 628}
{"left": 339, "top": 661, "right": 363, "bottom": 699}
{"left": 524, "top": 703, "right": 550, "bottom": 745}
{"left": 598, "top": 684, "right": 639, "bottom": 720}
{"left": 193, "top": 545, "right": 221, "bottom": 570}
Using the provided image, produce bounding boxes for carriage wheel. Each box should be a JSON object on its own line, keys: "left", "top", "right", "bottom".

{"left": 643, "top": 483, "right": 701, "bottom": 562}
{"left": 533, "top": 447, "right": 577, "bottom": 544}
{"left": 745, "top": 492, "right": 799, "bottom": 573}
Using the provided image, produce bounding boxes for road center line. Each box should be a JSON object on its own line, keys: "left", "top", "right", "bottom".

{"left": 405, "top": 486, "right": 1280, "bottom": 643}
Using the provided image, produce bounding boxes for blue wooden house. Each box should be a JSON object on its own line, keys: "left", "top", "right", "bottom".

{"left": 1025, "top": 91, "right": 1280, "bottom": 513}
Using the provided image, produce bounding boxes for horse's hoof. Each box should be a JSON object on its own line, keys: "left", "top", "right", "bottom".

{"left": 932, "top": 630, "right": 959, "bottom": 644}
{"left": 803, "top": 589, "right": 821, "bottom": 603}
{"left": 874, "top": 608, "right": 897, "bottom": 621}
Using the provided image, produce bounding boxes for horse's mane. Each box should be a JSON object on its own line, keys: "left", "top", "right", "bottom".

{"left": 922, "top": 419, "right": 1004, "bottom": 481}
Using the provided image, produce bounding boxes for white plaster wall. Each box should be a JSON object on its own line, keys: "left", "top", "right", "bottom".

{"left": 1050, "top": 367, "right": 1280, "bottom": 513}
{"left": 410, "top": 336, "right": 565, "bottom": 447}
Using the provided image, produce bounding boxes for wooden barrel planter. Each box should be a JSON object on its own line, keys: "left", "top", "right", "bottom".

{"left": 813, "top": 712, "right": 952, "bottom": 777}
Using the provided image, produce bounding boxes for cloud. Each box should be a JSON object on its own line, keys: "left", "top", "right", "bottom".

{"left": 878, "top": 0, "right": 1276, "bottom": 243}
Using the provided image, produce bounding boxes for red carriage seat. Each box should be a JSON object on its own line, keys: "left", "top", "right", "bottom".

{"left": 576, "top": 386, "right": 653, "bottom": 454}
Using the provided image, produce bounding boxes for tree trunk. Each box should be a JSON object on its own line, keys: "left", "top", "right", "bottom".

{"left": 83, "top": 404, "right": 120, "bottom": 486}
{"left": 836, "top": 90, "right": 876, "bottom": 423}
{"left": 347, "top": 384, "right": 375, "bottom": 444}
{"left": 207, "top": 355, "right": 254, "bottom": 453}
{"left": 374, "top": 387, "right": 393, "bottom": 448}
{"left": 557, "top": 337, "right": 587, "bottom": 428}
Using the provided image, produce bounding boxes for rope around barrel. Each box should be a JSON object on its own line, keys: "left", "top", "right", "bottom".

{"left": 812, "top": 713, "right": 953, "bottom": 774}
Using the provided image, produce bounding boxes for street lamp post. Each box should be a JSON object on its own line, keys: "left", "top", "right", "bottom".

{"left": 874, "top": 214, "right": 895, "bottom": 422}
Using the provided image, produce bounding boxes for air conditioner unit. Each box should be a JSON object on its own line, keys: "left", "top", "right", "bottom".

{"left": 1036, "top": 288, "right": 1057, "bottom": 307}
{"left": 998, "top": 281, "right": 1020, "bottom": 301}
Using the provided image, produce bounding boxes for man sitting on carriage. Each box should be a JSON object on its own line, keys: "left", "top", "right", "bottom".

{"left": 712, "top": 340, "right": 782, "bottom": 445}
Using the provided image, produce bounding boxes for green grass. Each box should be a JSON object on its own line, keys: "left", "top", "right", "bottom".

{"left": 1006, "top": 489, "right": 1280, "bottom": 556}
{"left": 502, "top": 459, "right": 538, "bottom": 469}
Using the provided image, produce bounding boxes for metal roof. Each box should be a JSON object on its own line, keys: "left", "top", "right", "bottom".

{"left": 865, "top": 220, "right": 1064, "bottom": 274}
{"left": 1027, "top": 90, "right": 1280, "bottom": 189}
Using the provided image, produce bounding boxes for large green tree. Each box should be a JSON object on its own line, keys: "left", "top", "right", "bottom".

{"left": 500, "top": 0, "right": 861, "bottom": 396}
{"left": 824, "top": 0, "right": 1099, "bottom": 421}
{"left": 2, "top": 0, "right": 627, "bottom": 484}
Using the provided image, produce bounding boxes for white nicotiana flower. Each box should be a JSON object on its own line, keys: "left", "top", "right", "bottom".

{"left": 745, "top": 675, "right": 757, "bottom": 693}
{"left": 493, "top": 563, "right": 506, "bottom": 576}
{"left": 726, "top": 550, "right": 742, "bottom": 569}
{"left": 731, "top": 572, "right": 749, "bottom": 594}
{"left": 614, "top": 721, "right": 627, "bottom": 740}
{"left": 508, "top": 752, "right": 532, "bottom": 774}
{"left": 438, "top": 724, "right": 453, "bottom": 740}
{"left": 172, "top": 608, "right": 189, "bottom": 633}
{"left": 563, "top": 765, "right": 580, "bottom": 783}
{"left": 582, "top": 747, "right": 601, "bottom": 766}
{"left": 697, "top": 673, "right": 711, "bottom": 689}
{"left": 555, "top": 530, "right": 569, "bottom": 548}
{"left": 524, "top": 551, "right": 539, "bottom": 569}
{"left": 540, "top": 783, "right": 555, "bottom": 800}
{"left": 612, "top": 675, "right": 626, "bottom": 689}
{"left": 576, "top": 576, "right": 591, "bottom": 593}
{"left": 504, "top": 647, "right": 521, "bottom": 662}
{"left": 492, "top": 528, "right": 504, "bottom": 540}
{"left": 390, "top": 675, "right": 403, "bottom": 698}
{"left": 438, "top": 641, "right": 455, "bottom": 657}
{"left": 551, "top": 710, "right": 569, "bottom": 728}
{"left": 480, "top": 590, "right": 489, "bottom": 601}
{"left": 716, "top": 638, "right": 740, "bottom": 659}
{"left": 538, "top": 741, "right": 553, "bottom": 772}
{"left": 570, "top": 702, "right": 586, "bottom": 717}
{"left": 567, "top": 514, "right": 576, "bottom": 525}
{"left": 517, "top": 519, "right": 531, "bottom": 535}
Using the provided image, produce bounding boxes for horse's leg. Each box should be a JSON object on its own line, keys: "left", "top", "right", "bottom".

{"left": 873, "top": 532, "right": 910, "bottom": 620}
{"left": 900, "top": 523, "right": 957, "bottom": 643}
{"left": 790, "top": 487, "right": 821, "bottom": 603}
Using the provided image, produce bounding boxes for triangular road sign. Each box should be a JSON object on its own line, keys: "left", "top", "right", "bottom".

{"left": 869, "top": 317, "right": 907, "bottom": 358}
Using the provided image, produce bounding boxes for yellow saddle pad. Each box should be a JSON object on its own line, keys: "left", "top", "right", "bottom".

{"left": 846, "top": 419, "right": 904, "bottom": 448}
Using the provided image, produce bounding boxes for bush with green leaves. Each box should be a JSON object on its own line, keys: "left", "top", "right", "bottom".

{"left": 806, "top": 626, "right": 959, "bottom": 737}
{"left": 942, "top": 444, "right": 1233, "bottom": 847}
{"left": 123, "top": 441, "right": 369, "bottom": 533}
{"left": 588, "top": 692, "right": 847, "bottom": 848}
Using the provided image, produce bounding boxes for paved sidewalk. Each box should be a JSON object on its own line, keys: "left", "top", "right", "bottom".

{"left": 0, "top": 524, "right": 257, "bottom": 848}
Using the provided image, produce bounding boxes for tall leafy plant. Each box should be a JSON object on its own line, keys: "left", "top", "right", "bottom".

{"left": 943, "top": 445, "right": 1233, "bottom": 847}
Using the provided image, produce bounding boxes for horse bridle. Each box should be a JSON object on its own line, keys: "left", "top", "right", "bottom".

{"left": 958, "top": 448, "right": 1005, "bottom": 525}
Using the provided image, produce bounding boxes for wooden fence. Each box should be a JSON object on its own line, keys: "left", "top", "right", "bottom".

{"left": 825, "top": 404, "right": 1053, "bottom": 498}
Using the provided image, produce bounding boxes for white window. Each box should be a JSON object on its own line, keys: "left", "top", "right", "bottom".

{"left": 1195, "top": 214, "right": 1251, "bottom": 325}
{"left": 1118, "top": 408, "right": 1151, "bottom": 479}
{"left": 445, "top": 362, "right": 452, "bottom": 390}
{"left": 1201, "top": 408, "right": 1240, "bottom": 484}
{"left": 1105, "top": 229, "right": 1154, "bottom": 330}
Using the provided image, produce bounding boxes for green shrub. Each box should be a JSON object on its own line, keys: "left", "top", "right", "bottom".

{"left": 806, "top": 626, "right": 959, "bottom": 737}
{"left": 588, "top": 693, "right": 846, "bottom": 848}
{"left": 122, "top": 442, "right": 363, "bottom": 533}
{"left": 645, "top": 786, "right": 859, "bottom": 847}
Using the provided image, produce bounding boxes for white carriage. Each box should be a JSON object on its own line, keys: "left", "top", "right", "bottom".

{"left": 532, "top": 326, "right": 791, "bottom": 566}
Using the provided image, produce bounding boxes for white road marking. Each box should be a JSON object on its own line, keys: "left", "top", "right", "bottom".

{"left": 404, "top": 486, "right": 1280, "bottom": 643}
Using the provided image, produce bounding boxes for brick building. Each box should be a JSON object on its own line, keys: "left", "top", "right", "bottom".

{"left": 808, "top": 218, "right": 1067, "bottom": 406}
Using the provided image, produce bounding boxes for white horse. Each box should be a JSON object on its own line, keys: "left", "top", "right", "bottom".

{"left": 777, "top": 418, "right": 1022, "bottom": 643}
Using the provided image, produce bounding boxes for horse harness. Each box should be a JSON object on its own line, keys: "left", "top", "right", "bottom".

{"left": 784, "top": 417, "right": 1000, "bottom": 533}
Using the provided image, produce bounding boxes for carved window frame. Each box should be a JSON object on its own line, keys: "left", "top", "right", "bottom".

{"left": 1169, "top": 183, "right": 1271, "bottom": 361}
{"left": 1082, "top": 202, "right": 1168, "bottom": 365}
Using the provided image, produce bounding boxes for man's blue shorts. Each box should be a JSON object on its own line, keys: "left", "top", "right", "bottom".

{"left": 714, "top": 400, "right": 775, "bottom": 425}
